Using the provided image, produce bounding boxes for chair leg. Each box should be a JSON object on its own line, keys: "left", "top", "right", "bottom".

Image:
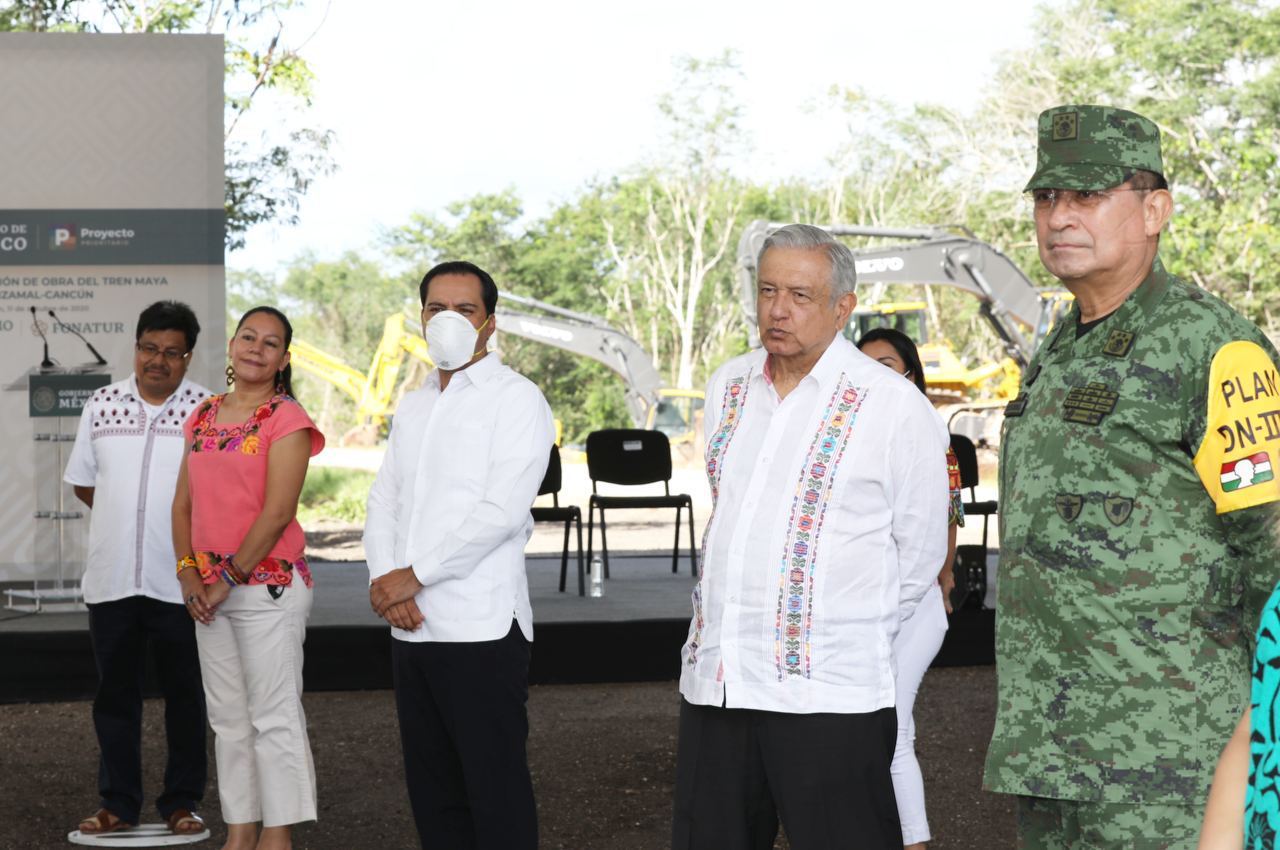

{"left": 599, "top": 508, "right": 610, "bottom": 579}
{"left": 671, "top": 505, "right": 681, "bottom": 574}
{"left": 558, "top": 518, "right": 571, "bottom": 593}
{"left": 687, "top": 499, "right": 698, "bottom": 578}
{"left": 586, "top": 498, "right": 595, "bottom": 570}
{"left": 574, "top": 513, "right": 585, "bottom": 597}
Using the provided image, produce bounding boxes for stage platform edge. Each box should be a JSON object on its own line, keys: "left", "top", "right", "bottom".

{"left": 0, "top": 611, "right": 992, "bottom": 704}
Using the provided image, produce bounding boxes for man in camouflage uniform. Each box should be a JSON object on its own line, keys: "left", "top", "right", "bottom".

{"left": 983, "top": 104, "right": 1280, "bottom": 848}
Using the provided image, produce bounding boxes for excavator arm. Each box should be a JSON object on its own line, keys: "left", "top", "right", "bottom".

{"left": 492, "top": 293, "right": 666, "bottom": 428}
{"left": 293, "top": 293, "right": 693, "bottom": 439}
{"left": 288, "top": 339, "right": 371, "bottom": 410}
{"left": 288, "top": 318, "right": 422, "bottom": 427}
{"left": 736, "top": 221, "right": 1066, "bottom": 367}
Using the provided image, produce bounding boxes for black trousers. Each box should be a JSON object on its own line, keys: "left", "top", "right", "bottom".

{"left": 672, "top": 700, "right": 901, "bottom": 850}
{"left": 87, "top": 595, "right": 207, "bottom": 823}
{"left": 391, "top": 621, "right": 537, "bottom": 850}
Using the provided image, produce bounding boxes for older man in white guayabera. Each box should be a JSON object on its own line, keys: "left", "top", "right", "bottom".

{"left": 672, "top": 224, "right": 950, "bottom": 850}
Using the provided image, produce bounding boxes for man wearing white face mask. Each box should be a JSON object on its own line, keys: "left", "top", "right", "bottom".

{"left": 364, "top": 260, "right": 554, "bottom": 850}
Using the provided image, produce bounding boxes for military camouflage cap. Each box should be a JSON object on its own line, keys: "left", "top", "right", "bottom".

{"left": 1025, "top": 105, "right": 1164, "bottom": 192}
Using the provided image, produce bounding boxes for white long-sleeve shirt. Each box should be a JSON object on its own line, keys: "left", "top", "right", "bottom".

{"left": 680, "top": 336, "right": 949, "bottom": 714}
{"left": 63, "top": 375, "right": 211, "bottom": 604}
{"left": 363, "top": 354, "right": 554, "bottom": 643}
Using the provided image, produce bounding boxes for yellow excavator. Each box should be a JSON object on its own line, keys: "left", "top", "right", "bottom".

{"left": 287, "top": 336, "right": 395, "bottom": 424}
{"left": 289, "top": 294, "right": 704, "bottom": 445}
{"left": 849, "top": 301, "right": 1018, "bottom": 404}
{"left": 737, "top": 222, "right": 1072, "bottom": 446}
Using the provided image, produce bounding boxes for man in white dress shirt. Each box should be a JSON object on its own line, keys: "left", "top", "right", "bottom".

{"left": 63, "top": 301, "right": 211, "bottom": 836}
{"left": 672, "top": 225, "right": 950, "bottom": 849}
{"left": 365, "top": 260, "right": 554, "bottom": 850}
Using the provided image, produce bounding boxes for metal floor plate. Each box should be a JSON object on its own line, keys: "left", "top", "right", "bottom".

{"left": 67, "top": 824, "right": 210, "bottom": 846}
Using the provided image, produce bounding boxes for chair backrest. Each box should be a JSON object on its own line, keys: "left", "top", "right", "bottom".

{"left": 949, "top": 433, "right": 980, "bottom": 494}
{"left": 537, "top": 443, "right": 562, "bottom": 498}
{"left": 585, "top": 428, "right": 672, "bottom": 487}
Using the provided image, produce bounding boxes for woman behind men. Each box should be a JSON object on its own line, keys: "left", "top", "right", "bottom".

{"left": 173, "top": 306, "right": 325, "bottom": 850}
{"left": 857, "top": 327, "right": 963, "bottom": 850}
{"left": 1197, "top": 580, "right": 1280, "bottom": 848}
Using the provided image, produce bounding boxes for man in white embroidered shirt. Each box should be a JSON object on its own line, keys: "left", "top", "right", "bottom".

{"left": 364, "top": 260, "right": 554, "bottom": 850}
{"left": 673, "top": 224, "right": 950, "bottom": 850}
{"left": 63, "top": 301, "right": 211, "bottom": 837}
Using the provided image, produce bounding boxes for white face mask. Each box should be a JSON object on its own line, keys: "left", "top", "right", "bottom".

{"left": 424, "top": 310, "right": 488, "bottom": 371}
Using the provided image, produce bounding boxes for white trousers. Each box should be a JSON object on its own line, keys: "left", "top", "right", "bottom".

{"left": 890, "top": 582, "right": 948, "bottom": 845}
{"left": 195, "top": 582, "right": 316, "bottom": 827}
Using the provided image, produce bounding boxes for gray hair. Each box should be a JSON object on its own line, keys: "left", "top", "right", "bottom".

{"left": 757, "top": 223, "right": 857, "bottom": 304}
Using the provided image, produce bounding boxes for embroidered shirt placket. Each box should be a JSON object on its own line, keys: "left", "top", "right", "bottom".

{"left": 719, "top": 380, "right": 793, "bottom": 700}
{"left": 133, "top": 398, "right": 163, "bottom": 590}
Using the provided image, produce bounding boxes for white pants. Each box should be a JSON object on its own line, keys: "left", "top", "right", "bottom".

{"left": 890, "top": 582, "right": 948, "bottom": 845}
{"left": 195, "top": 583, "right": 316, "bottom": 827}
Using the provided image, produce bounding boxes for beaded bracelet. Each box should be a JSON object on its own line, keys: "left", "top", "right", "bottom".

{"left": 219, "top": 566, "right": 241, "bottom": 587}
{"left": 225, "top": 554, "right": 250, "bottom": 585}
{"left": 175, "top": 555, "right": 197, "bottom": 576}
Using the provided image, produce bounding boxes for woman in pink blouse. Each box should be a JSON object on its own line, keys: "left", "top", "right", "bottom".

{"left": 173, "top": 306, "right": 324, "bottom": 850}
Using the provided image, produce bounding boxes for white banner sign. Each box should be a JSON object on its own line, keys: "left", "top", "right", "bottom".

{"left": 0, "top": 34, "right": 225, "bottom": 584}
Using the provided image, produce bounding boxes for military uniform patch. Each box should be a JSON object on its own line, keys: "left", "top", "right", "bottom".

{"left": 1052, "top": 111, "right": 1078, "bottom": 141}
{"left": 1220, "top": 452, "right": 1274, "bottom": 492}
{"left": 1005, "top": 394, "right": 1028, "bottom": 417}
{"left": 1102, "top": 330, "right": 1136, "bottom": 358}
{"left": 1055, "top": 493, "right": 1083, "bottom": 522}
{"left": 1063, "top": 382, "right": 1119, "bottom": 425}
{"left": 1103, "top": 496, "right": 1133, "bottom": 525}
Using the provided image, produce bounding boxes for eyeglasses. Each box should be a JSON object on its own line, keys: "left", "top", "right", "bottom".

{"left": 1029, "top": 187, "right": 1149, "bottom": 211}
{"left": 135, "top": 342, "right": 190, "bottom": 363}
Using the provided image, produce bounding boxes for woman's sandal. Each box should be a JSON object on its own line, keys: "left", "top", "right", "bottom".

{"left": 167, "top": 809, "right": 206, "bottom": 835}
{"left": 78, "top": 808, "right": 133, "bottom": 835}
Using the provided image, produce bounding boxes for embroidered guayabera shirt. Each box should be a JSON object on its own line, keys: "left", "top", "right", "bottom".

{"left": 679, "top": 336, "right": 949, "bottom": 714}
{"left": 364, "top": 353, "right": 554, "bottom": 644}
{"left": 63, "top": 375, "right": 210, "bottom": 604}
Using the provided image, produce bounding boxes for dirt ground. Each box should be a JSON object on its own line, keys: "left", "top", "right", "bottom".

{"left": 0, "top": 667, "right": 1013, "bottom": 850}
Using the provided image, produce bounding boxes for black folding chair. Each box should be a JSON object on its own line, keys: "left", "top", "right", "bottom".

{"left": 585, "top": 428, "right": 697, "bottom": 579}
{"left": 530, "top": 444, "right": 585, "bottom": 596}
{"left": 949, "top": 433, "right": 998, "bottom": 611}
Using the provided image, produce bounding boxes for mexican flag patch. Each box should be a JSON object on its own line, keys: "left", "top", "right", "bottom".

{"left": 1220, "top": 452, "right": 1274, "bottom": 492}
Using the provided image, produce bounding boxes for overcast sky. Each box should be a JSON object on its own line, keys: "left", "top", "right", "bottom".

{"left": 229, "top": 0, "right": 1042, "bottom": 274}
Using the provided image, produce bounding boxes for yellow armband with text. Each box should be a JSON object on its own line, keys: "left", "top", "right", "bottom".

{"left": 1193, "top": 340, "right": 1280, "bottom": 513}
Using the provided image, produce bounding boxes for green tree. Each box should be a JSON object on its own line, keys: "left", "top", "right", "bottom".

{"left": 512, "top": 189, "right": 633, "bottom": 442}
{"left": 601, "top": 53, "right": 747, "bottom": 390}
{"left": 383, "top": 190, "right": 526, "bottom": 282}
{"left": 1097, "top": 0, "right": 1280, "bottom": 326}
{"left": 807, "top": 0, "right": 1280, "bottom": 371}
{"left": 880, "top": 0, "right": 1280, "bottom": 337}
{"left": 383, "top": 188, "right": 633, "bottom": 443}
{"left": 273, "top": 252, "right": 411, "bottom": 437}
{"left": 0, "top": 0, "right": 336, "bottom": 251}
